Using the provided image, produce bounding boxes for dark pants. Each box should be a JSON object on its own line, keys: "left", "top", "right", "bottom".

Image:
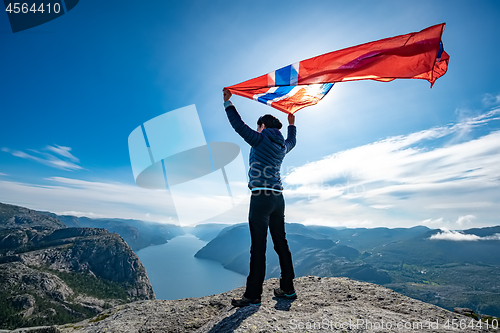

{"left": 243, "top": 190, "right": 295, "bottom": 299}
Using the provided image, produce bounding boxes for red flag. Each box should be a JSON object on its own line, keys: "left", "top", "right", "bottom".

{"left": 225, "top": 23, "right": 449, "bottom": 114}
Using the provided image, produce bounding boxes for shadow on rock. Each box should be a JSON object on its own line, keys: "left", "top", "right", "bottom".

{"left": 273, "top": 297, "right": 296, "bottom": 311}
{"left": 207, "top": 305, "right": 260, "bottom": 333}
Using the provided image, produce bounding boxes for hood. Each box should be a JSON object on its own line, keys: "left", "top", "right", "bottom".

{"left": 262, "top": 128, "right": 285, "bottom": 147}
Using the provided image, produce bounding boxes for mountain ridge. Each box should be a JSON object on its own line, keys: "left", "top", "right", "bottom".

{"left": 0, "top": 202, "right": 155, "bottom": 330}
{"left": 195, "top": 222, "right": 500, "bottom": 317}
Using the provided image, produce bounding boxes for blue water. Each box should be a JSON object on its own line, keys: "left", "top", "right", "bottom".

{"left": 136, "top": 234, "right": 247, "bottom": 300}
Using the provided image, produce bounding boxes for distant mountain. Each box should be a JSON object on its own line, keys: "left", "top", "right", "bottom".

{"left": 307, "top": 225, "right": 431, "bottom": 251}
{"left": 366, "top": 228, "right": 500, "bottom": 266}
{"left": 461, "top": 226, "right": 500, "bottom": 237}
{"left": 50, "top": 214, "right": 81, "bottom": 228}
{"left": 196, "top": 222, "right": 500, "bottom": 317}
{"left": 0, "top": 202, "right": 155, "bottom": 330}
{"left": 39, "top": 212, "right": 185, "bottom": 251}
{"left": 195, "top": 223, "right": 391, "bottom": 285}
{"left": 183, "top": 223, "right": 232, "bottom": 242}
{"left": 1, "top": 203, "right": 66, "bottom": 230}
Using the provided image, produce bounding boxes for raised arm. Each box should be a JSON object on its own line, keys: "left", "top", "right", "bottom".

{"left": 285, "top": 113, "right": 296, "bottom": 153}
{"left": 223, "top": 89, "right": 262, "bottom": 147}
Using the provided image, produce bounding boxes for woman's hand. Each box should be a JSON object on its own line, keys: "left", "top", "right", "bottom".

{"left": 223, "top": 88, "right": 232, "bottom": 102}
{"left": 288, "top": 113, "right": 295, "bottom": 125}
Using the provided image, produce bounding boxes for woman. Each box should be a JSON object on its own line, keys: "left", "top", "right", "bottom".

{"left": 223, "top": 88, "right": 297, "bottom": 307}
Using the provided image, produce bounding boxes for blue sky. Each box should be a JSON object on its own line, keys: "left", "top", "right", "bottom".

{"left": 1, "top": 0, "right": 499, "bottom": 228}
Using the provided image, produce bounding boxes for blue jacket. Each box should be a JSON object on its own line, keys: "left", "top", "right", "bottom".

{"left": 225, "top": 103, "right": 296, "bottom": 191}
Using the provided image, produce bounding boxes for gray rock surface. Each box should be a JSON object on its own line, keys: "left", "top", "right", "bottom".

{"left": 17, "top": 230, "right": 154, "bottom": 299}
{"left": 9, "top": 276, "right": 492, "bottom": 333}
{"left": 453, "top": 307, "right": 479, "bottom": 320}
{"left": 1, "top": 262, "right": 73, "bottom": 299}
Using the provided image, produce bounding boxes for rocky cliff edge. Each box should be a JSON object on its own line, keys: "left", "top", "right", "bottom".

{"left": 3, "top": 276, "right": 494, "bottom": 333}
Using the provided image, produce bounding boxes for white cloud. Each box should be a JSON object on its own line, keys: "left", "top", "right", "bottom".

{"left": 486, "top": 234, "right": 500, "bottom": 240}
{"left": 427, "top": 202, "right": 493, "bottom": 209}
{"left": 421, "top": 218, "right": 445, "bottom": 227}
{"left": 281, "top": 108, "right": 500, "bottom": 228}
{"left": 430, "top": 228, "right": 500, "bottom": 241}
{"left": 482, "top": 93, "right": 500, "bottom": 107}
{"left": 0, "top": 176, "right": 249, "bottom": 226}
{"left": 0, "top": 172, "right": 7, "bottom": 176}
{"left": 55, "top": 211, "right": 109, "bottom": 219}
{"left": 456, "top": 215, "right": 476, "bottom": 226}
{"left": 2, "top": 145, "right": 82, "bottom": 171}
{"left": 45, "top": 145, "right": 80, "bottom": 163}
{"left": 0, "top": 177, "right": 176, "bottom": 223}
{"left": 284, "top": 109, "right": 500, "bottom": 188}
{"left": 1, "top": 110, "right": 499, "bottom": 229}
{"left": 370, "top": 205, "right": 393, "bottom": 209}
{"left": 430, "top": 229, "right": 481, "bottom": 241}
{"left": 421, "top": 216, "right": 478, "bottom": 229}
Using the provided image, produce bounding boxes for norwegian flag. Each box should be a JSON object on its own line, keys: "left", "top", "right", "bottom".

{"left": 225, "top": 23, "right": 449, "bottom": 114}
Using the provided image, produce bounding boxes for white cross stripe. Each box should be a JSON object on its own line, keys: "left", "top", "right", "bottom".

{"left": 253, "top": 87, "right": 278, "bottom": 102}
{"left": 267, "top": 72, "right": 275, "bottom": 87}
{"left": 290, "top": 62, "right": 300, "bottom": 85}
{"left": 266, "top": 86, "right": 302, "bottom": 106}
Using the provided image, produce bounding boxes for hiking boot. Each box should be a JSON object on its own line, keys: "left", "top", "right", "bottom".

{"left": 274, "top": 287, "right": 297, "bottom": 299}
{"left": 231, "top": 296, "right": 261, "bottom": 307}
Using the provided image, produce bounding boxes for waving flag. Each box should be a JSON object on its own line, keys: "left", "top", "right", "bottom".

{"left": 225, "top": 23, "right": 449, "bottom": 114}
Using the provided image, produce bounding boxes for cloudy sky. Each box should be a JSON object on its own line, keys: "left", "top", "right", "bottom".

{"left": 1, "top": 0, "right": 499, "bottom": 229}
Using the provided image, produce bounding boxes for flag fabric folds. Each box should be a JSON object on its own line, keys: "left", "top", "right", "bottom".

{"left": 225, "top": 23, "right": 449, "bottom": 114}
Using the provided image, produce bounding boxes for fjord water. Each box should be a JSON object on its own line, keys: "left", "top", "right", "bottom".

{"left": 136, "top": 234, "right": 246, "bottom": 300}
